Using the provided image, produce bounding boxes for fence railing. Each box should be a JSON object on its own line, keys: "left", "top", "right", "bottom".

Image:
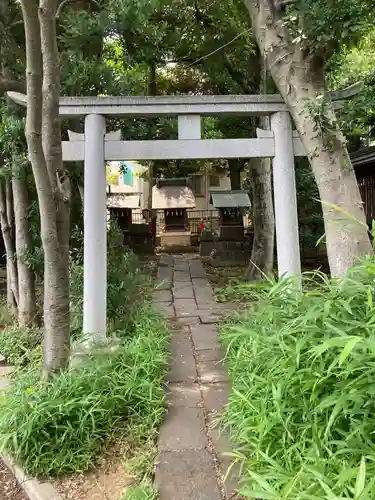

{"left": 130, "top": 209, "right": 250, "bottom": 235}
{"left": 358, "top": 176, "right": 375, "bottom": 224}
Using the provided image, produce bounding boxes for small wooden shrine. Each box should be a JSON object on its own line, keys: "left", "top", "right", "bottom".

{"left": 211, "top": 190, "right": 250, "bottom": 238}
{"left": 200, "top": 190, "right": 251, "bottom": 264}
{"left": 107, "top": 193, "right": 152, "bottom": 252}
{"left": 107, "top": 193, "right": 141, "bottom": 231}
{"left": 152, "top": 178, "right": 196, "bottom": 248}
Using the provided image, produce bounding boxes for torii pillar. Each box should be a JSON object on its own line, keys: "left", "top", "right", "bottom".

{"left": 83, "top": 114, "right": 107, "bottom": 341}
{"left": 271, "top": 112, "right": 302, "bottom": 289}
{"left": 68, "top": 122, "right": 121, "bottom": 342}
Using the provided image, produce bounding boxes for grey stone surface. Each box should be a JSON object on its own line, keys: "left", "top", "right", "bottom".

{"left": 158, "top": 264, "right": 173, "bottom": 279}
{"left": 207, "top": 427, "right": 240, "bottom": 498}
{"left": 190, "top": 324, "right": 221, "bottom": 351}
{"left": 167, "top": 383, "right": 202, "bottom": 408}
{"left": 152, "top": 290, "right": 173, "bottom": 303}
{"left": 174, "top": 298, "right": 199, "bottom": 316}
{"left": 159, "top": 254, "right": 174, "bottom": 267}
{"left": 155, "top": 254, "right": 235, "bottom": 500}
{"left": 156, "top": 303, "right": 175, "bottom": 318}
{"left": 174, "top": 262, "right": 190, "bottom": 273}
{"left": 177, "top": 316, "right": 201, "bottom": 326}
{"left": 193, "top": 278, "right": 215, "bottom": 305}
{"left": 199, "top": 313, "right": 221, "bottom": 324}
{"left": 192, "top": 277, "right": 210, "bottom": 289}
{"left": 189, "top": 259, "right": 207, "bottom": 278}
{"left": 197, "top": 359, "right": 229, "bottom": 384}
{"left": 196, "top": 347, "right": 225, "bottom": 363}
{"left": 154, "top": 278, "right": 173, "bottom": 291}
{"left": 201, "top": 383, "right": 230, "bottom": 414}
{"left": 159, "top": 406, "right": 207, "bottom": 451}
{"left": 174, "top": 271, "right": 191, "bottom": 282}
{"left": 173, "top": 284, "right": 195, "bottom": 299}
{"left": 155, "top": 450, "right": 222, "bottom": 500}
{"left": 169, "top": 336, "right": 197, "bottom": 383}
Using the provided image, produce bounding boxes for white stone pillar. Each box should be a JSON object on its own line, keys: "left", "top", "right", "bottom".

{"left": 83, "top": 114, "right": 107, "bottom": 341}
{"left": 271, "top": 112, "right": 302, "bottom": 289}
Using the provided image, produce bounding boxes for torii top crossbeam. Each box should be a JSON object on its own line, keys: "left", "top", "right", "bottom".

{"left": 8, "top": 83, "right": 361, "bottom": 117}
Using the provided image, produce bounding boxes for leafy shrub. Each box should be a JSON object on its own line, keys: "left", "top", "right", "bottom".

{"left": 0, "top": 305, "right": 168, "bottom": 476}
{"left": 0, "top": 298, "right": 15, "bottom": 328}
{"left": 70, "top": 224, "right": 149, "bottom": 336}
{"left": 215, "top": 280, "right": 271, "bottom": 303}
{"left": 221, "top": 259, "right": 375, "bottom": 499}
{"left": 0, "top": 325, "right": 42, "bottom": 365}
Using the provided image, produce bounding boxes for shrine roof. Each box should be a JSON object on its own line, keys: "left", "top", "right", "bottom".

{"left": 152, "top": 185, "right": 196, "bottom": 209}
{"left": 107, "top": 193, "right": 141, "bottom": 209}
{"left": 210, "top": 190, "right": 251, "bottom": 208}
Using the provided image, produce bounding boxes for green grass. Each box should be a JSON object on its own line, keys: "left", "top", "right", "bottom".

{"left": 0, "top": 304, "right": 168, "bottom": 477}
{"left": 215, "top": 279, "right": 272, "bottom": 303}
{"left": 0, "top": 324, "right": 42, "bottom": 365}
{"left": 123, "top": 482, "right": 157, "bottom": 500}
{"left": 220, "top": 258, "right": 375, "bottom": 499}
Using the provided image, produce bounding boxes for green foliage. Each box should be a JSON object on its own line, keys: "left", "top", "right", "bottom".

{"left": 328, "top": 30, "right": 375, "bottom": 149}
{"left": 286, "top": 0, "right": 374, "bottom": 55}
{"left": 123, "top": 482, "right": 157, "bottom": 500}
{"left": 295, "top": 158, "right": 325, "bottom": 253}
{"left": 215, "top": 280, "right": 271, "bottom": 303}
{"left": 0, "top": 305, "right": 168, "bottom": 477}
{"left": 0, "top": 325, "right": 42, "bottom": 366}
{"left": 0, "top": 111, "right": 28, "bottom": 178}
{"left": 70, "top": 224, "right": 149, "bottom": 336}
{"left": 221, "top": 259, "right": 375, "bottom": 498}
{"left": 0, "top": 297, "right": 14, "bottom": 328}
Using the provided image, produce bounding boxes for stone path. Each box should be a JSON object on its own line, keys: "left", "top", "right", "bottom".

{"left": 153, "top": 254, "right": 239, "bottom": 500}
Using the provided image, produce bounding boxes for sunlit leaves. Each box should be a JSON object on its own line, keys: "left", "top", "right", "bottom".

{"left": 221, "top": 258, "right": 375, "bottom": 498}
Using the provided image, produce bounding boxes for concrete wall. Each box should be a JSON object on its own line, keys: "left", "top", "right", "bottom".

{"left": 107, "top": 161, "right": 149, "bottom": 208}
{"left": 193, "top": 174, "right": 231, "bottom": 211}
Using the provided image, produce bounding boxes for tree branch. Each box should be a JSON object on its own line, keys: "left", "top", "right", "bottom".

{"left": 0, "top": 76, "right": 26, "bottom": 96}
{"left": 223, "top": 52, "right": 254, "bottom": 94}
{"left": 56, "top": 0, "right": 100, "bottom": 18}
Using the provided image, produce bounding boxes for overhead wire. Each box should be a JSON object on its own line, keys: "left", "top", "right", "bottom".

{"left": 147, "top": 27, "right": 252, "bottom": 87}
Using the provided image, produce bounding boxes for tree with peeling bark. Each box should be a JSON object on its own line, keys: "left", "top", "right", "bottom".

{"left": 20, "top": 0, "right": 71, "bottom": 376}
{"left": 244, "top": 0, "right": 374, "bottom": 276}
{"left": 0, "top": 113, "right": 37, "bottom": 325}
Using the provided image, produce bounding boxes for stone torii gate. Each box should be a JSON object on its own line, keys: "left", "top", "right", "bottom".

{"left": 8, "top": 88, "right": 358, "bottom": 341}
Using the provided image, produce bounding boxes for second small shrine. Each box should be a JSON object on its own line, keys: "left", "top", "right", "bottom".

{"left": 200, "top": 190, "right": 251, "bottom": 265}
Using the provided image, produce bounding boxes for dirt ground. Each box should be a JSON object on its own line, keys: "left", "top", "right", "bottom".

{"left": 53, "top": 441, "right": 134, "bottom": 500}
{"left": 0, "top": 459, "right": 28, "bottom": 500}
{"left": 203, "top": 260, "right": 247, "bottom": 288}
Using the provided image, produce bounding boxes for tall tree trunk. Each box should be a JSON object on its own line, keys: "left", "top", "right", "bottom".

{"left": 12, "top": 168, "right": 36, "bottom": 326}
{"left": 228, "top": 159, "right": 243, "bottom": 190}
{"left": 246, "top": 53, "right": 275, "bottom": 280}
{"left": 245, "top": 0, "right": 372, "bottom": 276}
{"left": 0, "top": 178, "right": 18, "bottom": 310}
{"left": 245, "top": 152, "right": 275, "bottom": 280}
{"left": 21, "top": 0, "right": 71, "bottom": 376}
